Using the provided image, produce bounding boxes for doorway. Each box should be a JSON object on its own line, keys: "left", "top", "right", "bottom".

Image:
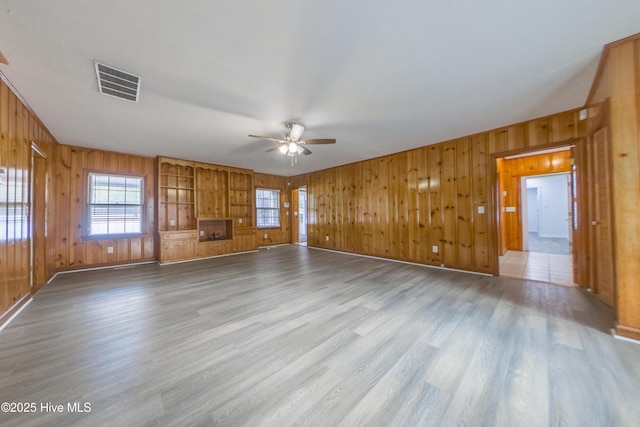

{"left": 298, "top": 187, "right": 307, "bottom": 244}
{"left": 496, "top": 148, "right": 575, "bottom": 286}
{"left": 521, "top": 173, "right": 571, "bottom": 255}
{"left": 30, "top": 142, "right": 47, "bottom": 293}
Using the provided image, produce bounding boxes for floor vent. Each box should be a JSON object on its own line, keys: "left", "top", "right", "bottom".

{"left": 94, "top": 61, "right": 140, "bottom": 102}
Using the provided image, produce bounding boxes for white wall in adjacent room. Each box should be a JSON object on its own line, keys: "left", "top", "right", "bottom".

{"left": 526, "top": 174, "right": 570, "bottom": 238}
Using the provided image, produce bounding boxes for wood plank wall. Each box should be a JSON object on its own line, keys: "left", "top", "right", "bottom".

{"left": 49, "top": 145, "right": 156, "bottom": 272}
{"left": 498, "top": 150, "right": 572, "bottom": 252}
{"left": 291, "top": 109, "right": 583, "bottom": 275}
{"left": 0, "top": 75, "right": 56, "bottom": 318}
{"left": 254, "top": 173, "right": 291, "bottom": 245}
{"left": 588, "top": 35, "right": 640, "bottom": 340}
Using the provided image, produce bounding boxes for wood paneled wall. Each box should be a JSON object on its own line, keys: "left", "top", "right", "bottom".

{"left": 49, "top": 145, "right": 155, "bottom": 272}
{"left": 254, "top": 173, "right": 291, "bottom": 245}
{"left": 586, "top": 34, "right": 640, "bottom": 340}
{"left": 292, "top": 109, "right": 583, "bottom": 275}
{"left": 498, "top": 150, "right": 572, "bottom": 252}
{"left": 0, "top": 75, "right": 56, "bottom": 319}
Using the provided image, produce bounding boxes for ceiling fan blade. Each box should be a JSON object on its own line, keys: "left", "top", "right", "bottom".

{"left": 304, "top": 138, "right": 336, "bottom": 145}
{"left": 248, "top": 134, "right": 288, "bottom": 143}
{"left": 302, "top": 146, "right": 312, "bottom": 155}
{"left": 265, "top": 146, "right": 281, "bottom": 153}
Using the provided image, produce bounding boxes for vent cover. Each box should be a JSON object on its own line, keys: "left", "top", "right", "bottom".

{"left": 94, "top": 61, "right": 140, "bottom": 102}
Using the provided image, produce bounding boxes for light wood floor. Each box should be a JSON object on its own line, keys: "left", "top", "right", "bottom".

{"left": 1, "top": 245, "right": 639, "bottom": 426}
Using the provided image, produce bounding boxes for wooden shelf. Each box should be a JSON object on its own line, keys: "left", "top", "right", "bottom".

{"left": 160, "top": 174, "right": 194, "bottom": 178}
{"left": 160, "top": 201, "right": 195, "bottom": 204}
{"left": 198, "top": 217, "right": 233, "bottom": 243}
{"left": 161, "top": 185, "right": 195, "bottom": 190}
{"left": 199, "top": 237, "right": 232, "bottom": 243}
{"left": 158, "top": 158, "right": 196, "bottom": 233}
{"left": 158, "top": 157, "right": 257, "bottom": 262}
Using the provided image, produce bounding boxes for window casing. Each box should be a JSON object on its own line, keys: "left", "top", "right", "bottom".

{"left": 256, "top": 188, "right": 280, "bottom": 228}
{"left": 86, "top": 172, "right": 144, "bottom": 237}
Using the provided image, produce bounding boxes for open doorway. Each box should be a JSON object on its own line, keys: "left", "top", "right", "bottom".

{"left": 521, "top": 173, "right": 571, "bottom": 255}
{"left": 298, "top": 187, "right": 307, "bottom": 244}
{"left": 496, "top": 148, "right": 575, "bottom": 286}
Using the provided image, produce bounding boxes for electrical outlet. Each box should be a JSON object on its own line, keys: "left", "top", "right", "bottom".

{"left": 326, "top": 235, "right": 329, "bottom": 241}
{"left": 200, "top": 230, "right": 204, "bottom": 237}
{"left": 478, "top": 206, "right": 485, "bottom": 214}
{"left": 107, "top": 246, "right": 114, "bottom": 254}
{"left": 169, "top": 219, "right": 175, "bottom": 226}
{"left": 432, "top": 246, "right": 438, "bottom": 253}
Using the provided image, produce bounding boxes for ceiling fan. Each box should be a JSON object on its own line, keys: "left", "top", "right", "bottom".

{"left": 249, "top": 123, "right": 336, "bottom": 162}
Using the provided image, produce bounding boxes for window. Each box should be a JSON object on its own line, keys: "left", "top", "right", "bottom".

{"left": 256, "top": 188, "right": 280, "bottom": 228}
{"left": 87, "top": 172, "right": 144, "bottom": 236}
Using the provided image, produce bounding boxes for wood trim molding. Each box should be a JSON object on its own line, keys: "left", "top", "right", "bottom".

{"left": 615, "top": 324, "right": 640, "bottom": 341}
{"left": 489, "top": 138, "right": 577, "bottom": 160}
{"left": 0, "top": 294, "right": 31, "bottom": 330}
{"left": 31, "top": 141, "right": 47, "bottom": 159}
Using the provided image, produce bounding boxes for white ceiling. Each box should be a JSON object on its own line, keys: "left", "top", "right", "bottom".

{"left": 1, "top": 1, "right": 638, "bottom": 176}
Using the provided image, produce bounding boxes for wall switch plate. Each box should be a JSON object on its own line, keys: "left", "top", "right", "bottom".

{"left": 432, "top": 246, "right": 438, "bottom": 253}
{"left": 238, "top": 218, "right": 242, "bottom": 224}
{"left": 107, "top": 246, "right": 114, "bottom": 254}
{"left": 326, "top": 235, "right": 329, "bottom": 241}
{"left": 264, "top": 233, "right": 268, "bottom": 239}
{"left": 579, "top": 108, "right": 588, "bottom": 120}
{"left": 478, "top": 206, "right": 485, "bottom": 214}
{"left": 169, "top": 219, "right": 175, "bottom": 226}
{"left": 283, "top": 202, "right": 290, "bottom": 208}
{"left": 199, "top": 230, "right": 204, "bottom": 237}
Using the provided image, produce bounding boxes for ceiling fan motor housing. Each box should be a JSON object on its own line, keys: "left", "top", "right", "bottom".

{"left": 286, "top": 123, "right": 305, "bottom": 141}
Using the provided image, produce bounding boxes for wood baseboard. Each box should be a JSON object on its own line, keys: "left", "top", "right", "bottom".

{"left": 615, "top": 324, "right": 640, "bottom": 341}
{"left": 0, "top": 294, "right": 32, "bottom": 331}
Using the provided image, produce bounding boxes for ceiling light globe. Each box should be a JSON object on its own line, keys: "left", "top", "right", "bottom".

{"left": 288, "top": 142, "right": 298, "bottom": 153}
{"left": 278, "top": 144, "right": 288, "bottom": 154}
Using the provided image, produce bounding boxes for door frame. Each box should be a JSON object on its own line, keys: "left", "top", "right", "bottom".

{"left": 29, "top": 141, "right": 47, "bottom": 293}
{"left": 291, "top": 186, "right": 307, "bottom": 244}
{"left": 490, "top": 139, "right": 579, "bottom": 276}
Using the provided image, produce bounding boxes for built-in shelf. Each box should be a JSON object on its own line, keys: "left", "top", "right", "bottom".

{"left": 161, "top": 185, "right": 194, "bottom": 190}
{"left": 157, "top": 157, "right": 257, "bottom": 263}
{"left": 161, "top": 173, "right": 195, "bottom": 179}
{"left": 197, "top": 218, "right": 233, "bottom": 242}
{"left": 158, "top": 157, "right": 196, "bottom": 232}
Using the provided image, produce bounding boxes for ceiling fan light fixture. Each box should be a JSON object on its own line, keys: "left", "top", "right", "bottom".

{"left": 278, "top": 144, "right": 288, "bottom": 154}
{"left": 287, "top": 123, "right": 305, "bottom": 141}
{"left": 288, "top": 142, "right": 298, "bottom": 153}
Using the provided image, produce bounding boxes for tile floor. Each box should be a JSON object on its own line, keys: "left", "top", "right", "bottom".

{"left": 499, "top": 250, "right": 575, "bottom": 286}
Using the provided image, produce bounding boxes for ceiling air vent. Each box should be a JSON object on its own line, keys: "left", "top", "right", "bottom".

{"left": 94, "top": 61, "right": 140, "bottom": 102}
